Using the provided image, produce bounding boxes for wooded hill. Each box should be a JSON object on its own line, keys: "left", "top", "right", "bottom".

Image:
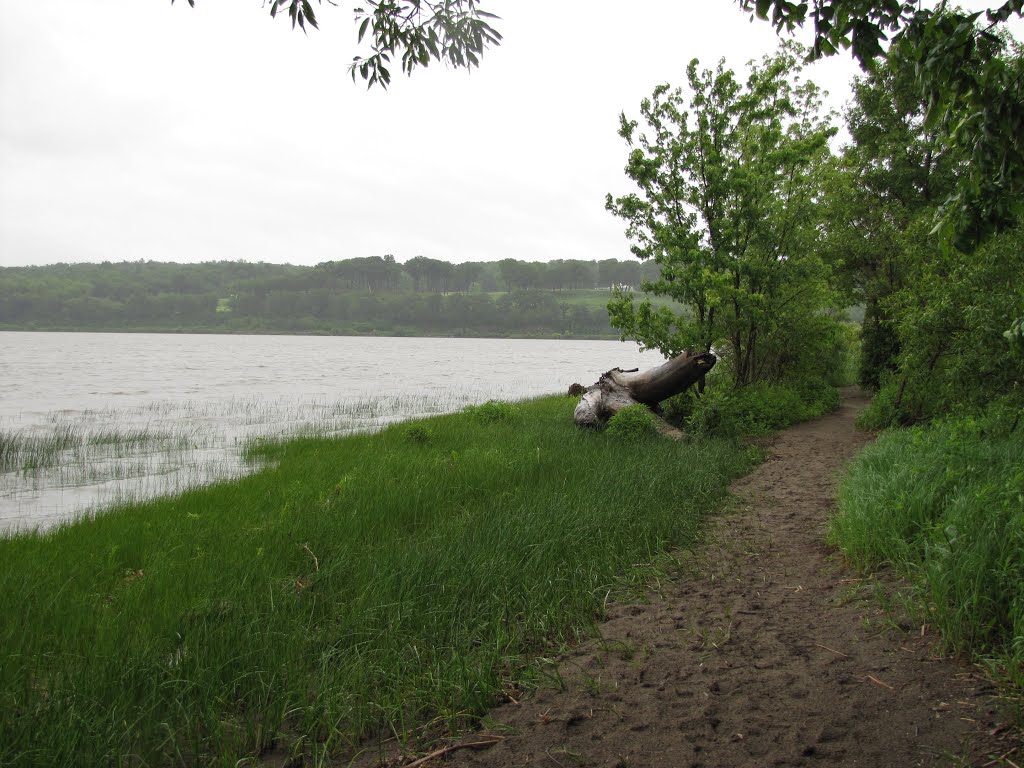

{"left": 0, "top": 257, "right": 663, "bottom": 338}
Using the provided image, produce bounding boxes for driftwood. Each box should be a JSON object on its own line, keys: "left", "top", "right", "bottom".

{"left": 573, "top": 351, "right": 716, "bottom": 438}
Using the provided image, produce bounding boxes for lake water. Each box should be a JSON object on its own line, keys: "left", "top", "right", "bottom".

{"left": 0, "top": 332, "right": 652, "bottom": 533}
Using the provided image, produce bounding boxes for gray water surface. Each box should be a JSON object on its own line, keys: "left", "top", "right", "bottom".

{"left": 0, "top": 332, "right": 652, "bottom": 532}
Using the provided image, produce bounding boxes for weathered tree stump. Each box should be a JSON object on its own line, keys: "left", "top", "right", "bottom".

{"left": 573, "top": 351, "right": 716, "bottom": 438}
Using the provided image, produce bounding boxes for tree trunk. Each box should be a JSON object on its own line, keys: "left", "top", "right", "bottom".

{"left": 573, "top": 351, "right": 716, "bottom": 438}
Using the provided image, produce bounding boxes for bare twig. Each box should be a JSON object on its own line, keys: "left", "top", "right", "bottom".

{"left": 401, "top": 736, "right": 504, "bottom": 768}
{"left": 978, "top": 747, "right": 1023, "bottom": 768}
{"left": 814, "top": 642, "right": 850, "bottom": 658}
{"left": 865, "top": 674, "right": 895, "bottom": 691}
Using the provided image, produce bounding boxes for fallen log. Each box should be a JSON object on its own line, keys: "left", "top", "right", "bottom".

{"left": 573, "top": 351, "right": 716, "bottom": 437}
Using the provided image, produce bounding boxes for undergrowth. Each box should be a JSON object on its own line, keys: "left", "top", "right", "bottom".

{"left": 665, "top": 379, "right": 841, "bottom": 437}
{"left": 605, "top": 404, "right": 660, "bottom": 440}
{"left": 830, "top": 404, "right": 1024, "bottom": 705}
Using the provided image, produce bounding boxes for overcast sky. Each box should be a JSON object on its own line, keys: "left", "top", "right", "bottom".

{"left": 0, "top": 2, "right": 1016, "bottom": 268}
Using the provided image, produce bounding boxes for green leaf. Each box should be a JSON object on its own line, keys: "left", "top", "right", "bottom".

{"left": 301, "top": 0, "right": 318, "bottom": 30}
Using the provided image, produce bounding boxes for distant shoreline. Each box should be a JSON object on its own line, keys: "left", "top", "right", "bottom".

{"left": 0, "top": 326, "right": 622, "bottom": 340}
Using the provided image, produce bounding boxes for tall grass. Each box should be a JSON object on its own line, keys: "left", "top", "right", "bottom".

{"left": 830, "top": 408, "right": 1024, "bottom": 698}
{"left": 1, "top": 392, "right": 480, "bottom": 532}
{"left": 0, "top": 395, "right": 756, "bottom": 767}
{"left": 0, "top": 426, "right": 83, "bottom": 472}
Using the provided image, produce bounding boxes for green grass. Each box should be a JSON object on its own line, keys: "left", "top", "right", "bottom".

{"left": 0, "top": 426, "right": 83, "bottom": 472}
{"left": 0, "top": 395, "right": 757, "bottom": 767}
{"left": 830, "top": 410, "right": 1024, "bottom": 702}
{"left": 664, "top": 379, "right": 842, "bottom": 438}
{"left": 0, "top": 425, "right": 194, "bottom": 474}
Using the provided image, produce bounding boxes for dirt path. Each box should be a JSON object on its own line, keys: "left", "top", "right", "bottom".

{"left": 438, "top": 388, "right": 1016, "bottom": 768}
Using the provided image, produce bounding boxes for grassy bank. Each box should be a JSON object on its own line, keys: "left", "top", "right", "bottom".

{"left": 829, "top": 406, "right": 1024, "bottom": 701}
{"left": 0, "top": 395, "right": 758, "bottom": 767}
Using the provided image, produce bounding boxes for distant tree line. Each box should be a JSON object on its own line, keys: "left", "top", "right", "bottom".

{"left": 0, "top": 257, "right": 661, "bottom": 337}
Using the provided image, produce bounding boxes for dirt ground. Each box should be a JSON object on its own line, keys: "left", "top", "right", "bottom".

{"left": 403, "top": 387, "right": 1021, "bottom": 768}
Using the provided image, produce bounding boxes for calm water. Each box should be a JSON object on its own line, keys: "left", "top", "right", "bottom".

{"left": 0, "top": 332, "right": 652, "bottom": 532}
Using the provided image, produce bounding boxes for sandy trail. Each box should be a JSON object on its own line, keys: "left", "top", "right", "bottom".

{"left": 436, "top": 387, "right": 1017, "bottom": 768}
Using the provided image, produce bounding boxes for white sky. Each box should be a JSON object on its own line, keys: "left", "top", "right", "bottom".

{"left": 0, "top": 1, "right": 1016, "bottom": 268}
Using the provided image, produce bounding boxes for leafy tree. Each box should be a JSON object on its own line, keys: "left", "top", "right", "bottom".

{"left": 821, "top": 39, "right": 1023, "bottom": 424}
{"left": 823, "top": 55, "right": 959, "bottom": 389}
{"left": 606, "top": 45, "right": 837, "bottom": 387}
{"left": 864, "top": 223, "right": 1024, "bottom": 424}
{"left": 738, "top": 1, "right": 1022, "bottom": 244}
{"left": 404, "top": 255, "right": 454, "bottom": 293}
{"left": 496, "top": 259, "right": 541, "bottom": 292}
{"left": 597, "top": 259, "right": 640, "bottom": 290}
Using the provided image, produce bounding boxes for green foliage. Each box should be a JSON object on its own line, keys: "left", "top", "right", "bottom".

{"left": 404, "top": 424, "right": 432, "bottom": 443}
{"left": 463, "top": 400, "right": 520, "bottom": 423}
{"left": 823, "top": 56, "right": 959, "bottom": 390}
{"left": 829, "top": 42, "right": 1022, "bottom": 420}
{"left": 0, "top": 396, "right": 756, "bottom": 766}
{"left": 897, "top": 10, "right": 1024, "bottom": 246}
{"left": 606, "top": 44, "right": 839, "bottom": 389}
{"left": 686, "top": 380, "right": 840, "bottom": 438}
{"left": 662, "top": 388, "right": 699, "bottom": 425}
{"left": 864, "top": 224, "right": 1024, "bottom": 427}
{"left": 854, "top": 372, "right": 902, "bottom": 430}
{"left": 858, "top": 299, "right": 900, "bottom": 390}
{"left": 739, "top": 0, "right": 1023, "bottom": 243}
{"left": 831, "top": 410, "right": 1024, "bottom": 693}
{"left": 0, "top": 259, "right": 661, "bottom": 338}
{"left": 172, "top": 0, "right": 503, "bottom": 88}
{"left": 604, "top": 404, "right": 659, "bottom": 441}
{"left": 831, "top": 321, "right": 862, "bottom": 388}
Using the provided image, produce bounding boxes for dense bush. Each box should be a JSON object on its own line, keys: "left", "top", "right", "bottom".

{"left": 604, "top": 404, "right": 660, "bottom": 440}
{"left": 861, "top": 225, "right": 1024, "bottom": 428}
{"left": 854, "top": 371, "right": 903, "bottom": 430}
{"left": 684, "top": 380, "right": 840, "bottom": 437}
{"left": 463, "top": 400, "right": 521, "bottom": 423}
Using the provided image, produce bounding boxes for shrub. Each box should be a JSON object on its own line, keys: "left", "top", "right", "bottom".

{"left": 662, "top": 388, "right": 699, "bottom": 426}
{"left": 854, "top": 375, "right": 903, "bottom": 430}
{"left": 686, "top": 380, "right": 840, "bottom": 437}
{"left": 404, "top": 425, "right": 432, "bottom": 444}
{"left": 463, "top": 400, "right": 520, "bottom": 423}
{"left": 605, "top": 404, "right": 660, "bottom": 440}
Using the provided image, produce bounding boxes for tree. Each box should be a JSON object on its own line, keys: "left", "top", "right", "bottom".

{"left": 822, "top": 55, "right": 959, "bottom": 389}
{"left": 816, "top": 40, "right": 1023, "bottom": 423}
{"left": 404, "top": 255, "right": 454, "bottom": 292}
{"left": 738, "top": 1, "right": 1022, "bottom": 244}
{"left": 606, "top": 45, "right": 836, "bottom": 388}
